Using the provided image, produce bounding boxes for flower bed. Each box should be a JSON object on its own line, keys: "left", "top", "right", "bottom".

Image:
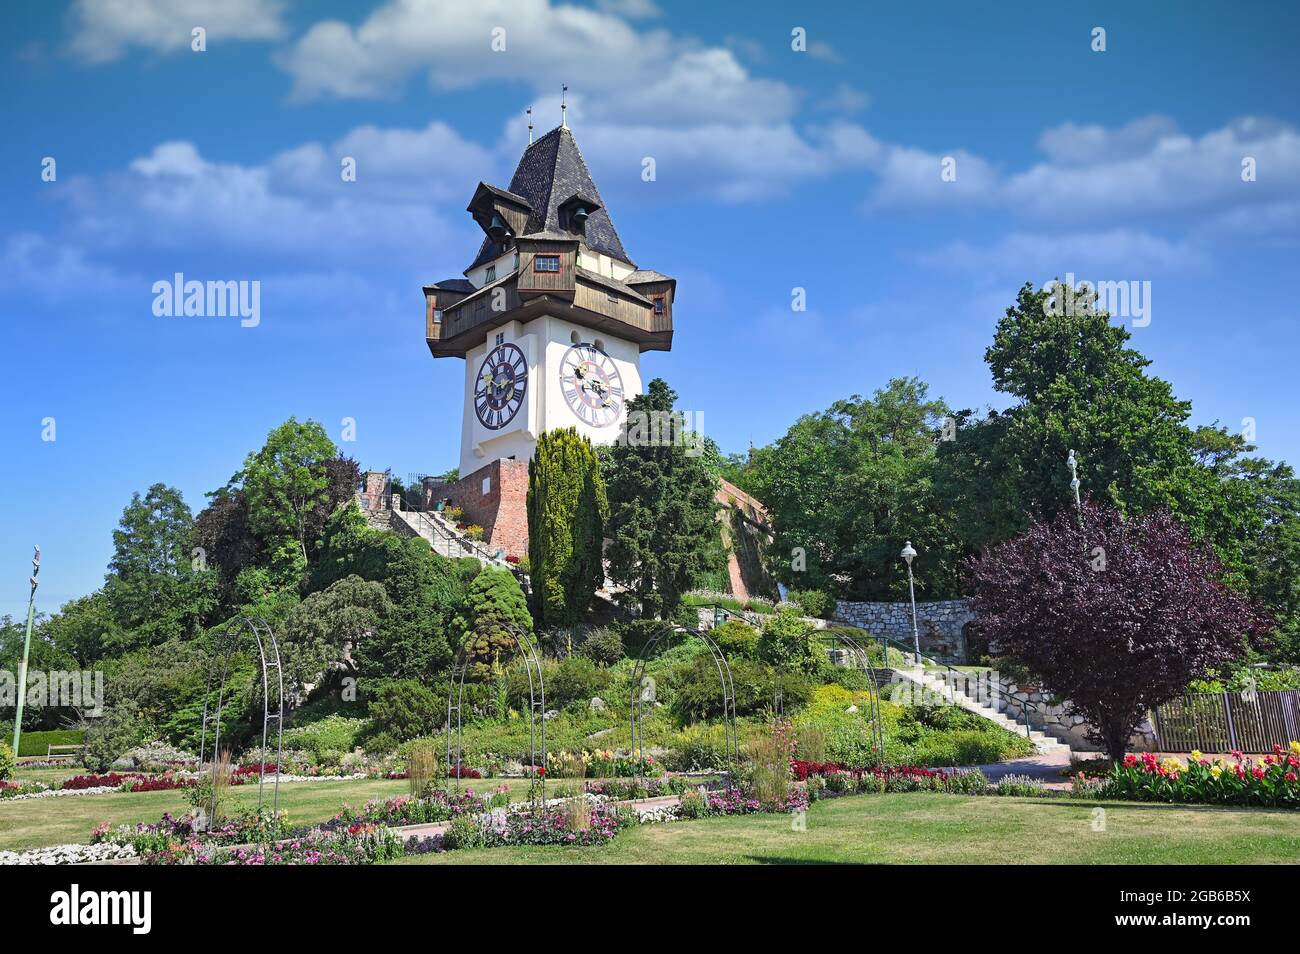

{"left": 1103, "top": 745, "right": 1300, "bottom": 808}
{"left": 324, "top": 789, "right": 490, "bottom": 830}
{"left": 443, "top": 800, "right": 629, "bottom": 850}
{"left": 1, "top": 841, "right": 138, "bottom": 866}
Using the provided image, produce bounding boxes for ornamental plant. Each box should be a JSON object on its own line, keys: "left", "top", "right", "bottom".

{"left": 1104, "top": 744, "right": 1300, "bottom": 809}
{"left": 968, "top": 499, "right": 1270, "bottom": 762}
{"left": 0, "top": 740, "right": 14, "bottom": 780}
{"left": 527, "top": 427, "right": 608, "bottom": 628}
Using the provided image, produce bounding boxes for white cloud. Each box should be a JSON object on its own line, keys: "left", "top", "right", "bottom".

{"left": 277, "top": 0, "right": 795, "bottom": 124}
{"left": 0, "top": 233, "right": 135, "bottom": 303}
{"left": 918, "top": 229, "right": 1210, "bottom": 279}
{"left": 58, "top": 140, "right": 466, "bottom": 271}
{"left": 66, "top": 0, "right": 287, "bottom": 64}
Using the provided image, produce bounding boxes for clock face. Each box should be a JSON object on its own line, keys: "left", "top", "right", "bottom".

{"left": 474, "top": 342, "right": 527, "bottom": 430}
{"left": 560, "top": 342, "right": 624, "bottom": 428}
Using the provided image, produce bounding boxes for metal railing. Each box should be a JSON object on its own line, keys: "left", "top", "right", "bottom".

{"left": 867, "top": 630, "right": 1050, "bottom": 746}
{"left": 383, "top": 492, "right": 513, "bottom": 567}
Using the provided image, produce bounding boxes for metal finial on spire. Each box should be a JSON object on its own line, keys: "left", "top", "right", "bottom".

{"left": 527, "top": 106, "right": 534, "bottom": 144}
{"left": 561, "top": 84, "right": 568, "bottom": 128}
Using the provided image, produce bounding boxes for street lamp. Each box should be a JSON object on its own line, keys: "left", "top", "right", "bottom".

{"left": 12, "top": 545, "right": 40, "bottom": 757}
{"left": 901, "top": 541, "right": 920, "bottom": 663}
{"left": 1066, "top": 449, "right": 1083, "bottom": 528}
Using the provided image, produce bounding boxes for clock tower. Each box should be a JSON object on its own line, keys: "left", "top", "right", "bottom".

{"left": 422, "top": 123, "right": 675, "bottom": 556}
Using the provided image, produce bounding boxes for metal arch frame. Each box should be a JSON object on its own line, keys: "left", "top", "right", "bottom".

{"left": 446, "top": 620, "right": 546, "bottom": 808}
{"left": 812, "top": 629, "right": 887, "bottom": 770}
{"left": 630, "top": 625, "right": 738, "bottom": 775}
{"left": 197, "top": 615, "right": 286, "bottom": 819}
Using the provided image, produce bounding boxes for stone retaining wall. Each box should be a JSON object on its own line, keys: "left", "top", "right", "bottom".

{"left": 833, "top": 599, "right": 974, "bottom": 665}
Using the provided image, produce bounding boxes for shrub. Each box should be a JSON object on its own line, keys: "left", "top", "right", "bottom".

{"left": 664, "top": 724, "right": 730, "bottom": 771}
{"left": 282, "top": 715, "right": 365, "bottom": 762}
{"left": 547, "top": 657, "right": 612, "bottom": 709}
{"left": 578, "top": 627, "right": 624, "bottom": 665}
{"left": 789, "top": 589, "right": 834, "bottom": 619}
{"left": 710, "top": 619, "right": 760, "bottom": 660}
{"left": 994, "top": 774, "right": 1049, "bottom": 797}
{"left": 0, "top": 741, "right": 14, "bottom": 781}
{"left": 758, "top": 608, "right": 820, "bottom": 674}
{"left": 366, "top": 680, "right": 440, "bottom": 745}
{"left": 615, "top": 619, "right": 676, "bottom": 658}
{"left": 747, "top": 721, "right": 795, "bottom": 810}
{"left": 82, "top": 702, "right": 149, "bottom": 774}
{"left": 452, "top": 567, "right": 533, "bottom": 679}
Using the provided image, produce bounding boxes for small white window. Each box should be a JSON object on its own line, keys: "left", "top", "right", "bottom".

{"left": 495, "top": 332, "right": 505, "bottom": 346}
{"left": 482, "top": 477, "right": 492, "bottom": 495}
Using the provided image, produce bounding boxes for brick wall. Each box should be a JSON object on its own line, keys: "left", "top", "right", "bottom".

{"left": 437, "top": 459, "right": 531, "bottom": 558}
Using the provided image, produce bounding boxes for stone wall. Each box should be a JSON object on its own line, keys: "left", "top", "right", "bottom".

{"left": 833, "top": 599, "right": 974, "bottom": 665}
{"left": 987, "top": 677, "right": 1159, "bottom": 753}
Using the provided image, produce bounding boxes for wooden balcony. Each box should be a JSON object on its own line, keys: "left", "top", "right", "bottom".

{"left": 426, "top": 264, "right": 673, "bottom": 358}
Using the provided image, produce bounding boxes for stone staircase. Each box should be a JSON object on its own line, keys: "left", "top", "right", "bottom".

{"left": 887, "top": 665, "right": 1073, "bottom": 756}
{"left": 358, "top": 494, "right": 514, "bottom": 569}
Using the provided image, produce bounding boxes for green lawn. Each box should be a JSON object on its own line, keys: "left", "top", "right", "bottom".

{"left": 1, "top": 776, "right": 545, "bottom": 853}
{"left": 396, "top": 793, "right": 1300, "bottom": 865}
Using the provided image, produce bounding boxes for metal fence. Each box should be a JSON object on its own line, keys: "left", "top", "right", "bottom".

{"left": 1154, "top": 690, "right": 1300, "bottom": 753}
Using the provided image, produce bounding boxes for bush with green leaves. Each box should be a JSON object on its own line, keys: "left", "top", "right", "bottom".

{"left": 578, "top": 627, "right": 624, "bottom": 665}
{"left": 282, "top": 715, "right": 365, "bottom": 763}
{"left": 710, "top": 619, "right": 760, "bottom": 660}
{"left": 81, "top": 701, "right": 150, "bottom": 773}
{"left": 789, "top": 589, "right": 835, "bottom": 619}
{"left": 664, "top": 723, "right": 731, "bottom": 771}
{"left": 453, "top": 568, "right": 533, "bottom": 680}
{"left": 758, "top": 608, "right": 821, "bottom": 675}
{"left": 0, "top": 740, "right": 14, "bottom": 780}
{"left": 614, "top": 619, "right": 676, "bottom": 658}
{"left": 365, "top": 680, "right": 440, "bottom": 750}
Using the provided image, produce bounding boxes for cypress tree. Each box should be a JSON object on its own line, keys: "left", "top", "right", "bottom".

{"left": 527, "top": 427, "right": 609, "bottom": 628}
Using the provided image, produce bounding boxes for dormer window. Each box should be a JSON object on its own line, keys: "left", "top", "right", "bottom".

{"left": 652, "top": 294, "right": 666, "bottom": 315}
{"left": 433, "top": 307, "right": 443, "bottom": 323}
{"left": 534, "top": 254, "right": 560, "bottom": 273}
{"left": 485, "top": 264, "right": 496, "bottom": 283}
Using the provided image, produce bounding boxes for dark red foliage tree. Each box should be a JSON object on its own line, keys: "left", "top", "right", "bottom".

{"left": 967, "top": 499, "right": 1270, "bottom": 762}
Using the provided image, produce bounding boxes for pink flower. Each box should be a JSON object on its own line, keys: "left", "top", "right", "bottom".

{"left": 1252, "top": 766, "right": 1266, "bottom": 779}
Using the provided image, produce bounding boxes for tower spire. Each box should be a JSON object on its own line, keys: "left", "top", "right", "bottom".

{"left": 561, "top": 84, "right": 568, "bottom": 128}
{"left": 527, "top": 106, "right": 534, "bottom": 144}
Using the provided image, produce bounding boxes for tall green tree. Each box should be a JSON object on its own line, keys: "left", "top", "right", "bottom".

{"left": 747, "top": 377, "right": 957, "bottom": 599}
{"left": 236, "top": 418, "right": 338, "bottom": 581}
{"left": 527, "top": 427, "right": 608, "bottom": 628}
{"left": 982, "top": 283, "right": 1242, "bottom": 572}
{"left": 103, "top": 483, "right": 214, "bottom": 650}
{"left": 452, "top": 567, "right": 534, "bottom": 679}
{"left": 605, "top": 379, "right": 720, "bottom": 619}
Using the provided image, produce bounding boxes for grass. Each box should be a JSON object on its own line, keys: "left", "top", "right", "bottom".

{"left": 0, "top": 776, "right": 535, "bottom": 853}
{"left": 396, "top": 793, "right": 1300, "bottom": 865}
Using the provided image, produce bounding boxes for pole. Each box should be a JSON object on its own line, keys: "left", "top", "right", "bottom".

{"left": 12, "top": 546, "right": 40, "bottom": 757}
{"left": 907, "top": 564, "right": 920, "bottom": 662}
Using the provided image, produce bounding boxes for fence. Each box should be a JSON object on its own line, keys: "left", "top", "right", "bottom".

{"left": 1154, "top": 690, "right": 1300, "bottom": 753}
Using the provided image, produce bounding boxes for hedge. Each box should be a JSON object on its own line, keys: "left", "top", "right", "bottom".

{"left": 15, "top": 729, "right": 85, "bottom": 757}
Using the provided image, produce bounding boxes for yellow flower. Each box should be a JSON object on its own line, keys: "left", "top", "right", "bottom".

{"left": 1210, "top": 764, "right": 1223, "bottom": 778}
{"left": 1159, "top": 757, "right": 1186, "bottom": 775}
{"left": 1290, "top": 740, "right": 1300, "bottom": 755}
{"left": 1190, "top": 749, "right": 1203, "bottom": 762}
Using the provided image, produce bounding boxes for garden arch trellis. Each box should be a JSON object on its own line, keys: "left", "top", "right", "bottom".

{"left": 197, "top": 615, "right": 285, "bottom": 817}
{"left": 446, "top": 620, "right": 546, "bottom": 806}
{"left": 629, "top": 624, "right": 739, "bottom": 775}
{"left": 810, "top": 629, "right": 887, "bottom": 769}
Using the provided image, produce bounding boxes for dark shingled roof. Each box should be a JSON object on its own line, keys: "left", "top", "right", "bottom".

{"left": 426, "top": 278, "right": 475, "bottom": 293}
{"left": 469, "top": 125, "right": 632, "bottom": 271}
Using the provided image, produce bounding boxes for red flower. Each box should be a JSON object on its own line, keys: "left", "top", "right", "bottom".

{"left": 1285, "top": 772, "right": 1298, "bottom": 783}
{"left": 1252, "top": 766, "right": 1266, "bottom": 779}
{"left": 1123, "top": 754, "right": 1138, "bottom": 767}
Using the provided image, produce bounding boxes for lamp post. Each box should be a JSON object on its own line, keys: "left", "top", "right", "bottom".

{"left": 901, "top": 541, "right": 920, "bottom": 663}
{"left": 1066, "top": 449, "right": 1083, "bottom": 528}
{"left": 12, "top": 545, "right": 40, "bottom": 757}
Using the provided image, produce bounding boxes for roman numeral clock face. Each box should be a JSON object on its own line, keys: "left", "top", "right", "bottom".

{"left": 474, "top": 343, "right": 527, "bottom": 430}
{"left": 560, "top": 342, "right": 624, "bottom": 427}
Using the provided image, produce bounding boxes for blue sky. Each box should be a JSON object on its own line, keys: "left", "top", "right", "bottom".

{"left": 2, "top": 0, "right": 1298, "bottom": 614}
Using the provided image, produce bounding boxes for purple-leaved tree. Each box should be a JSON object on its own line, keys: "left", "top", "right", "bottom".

{"left": 967, "top": 499, "right": 1270, "bottom": 762}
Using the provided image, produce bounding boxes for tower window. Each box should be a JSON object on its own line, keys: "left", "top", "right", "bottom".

{"left": 495, "top": 332, "right": 505, "bottom": 346}
{"left": 534, "top": 254, "right": 560, "bottom": 273}
{"left": 433, "top": 308, "right": 443, "bottom": 323}
{"left": 485, "top": 264, "right": 497, "bottom": 283}
{"left": 652, "top": 295, "right": 666, "bottom": 315}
